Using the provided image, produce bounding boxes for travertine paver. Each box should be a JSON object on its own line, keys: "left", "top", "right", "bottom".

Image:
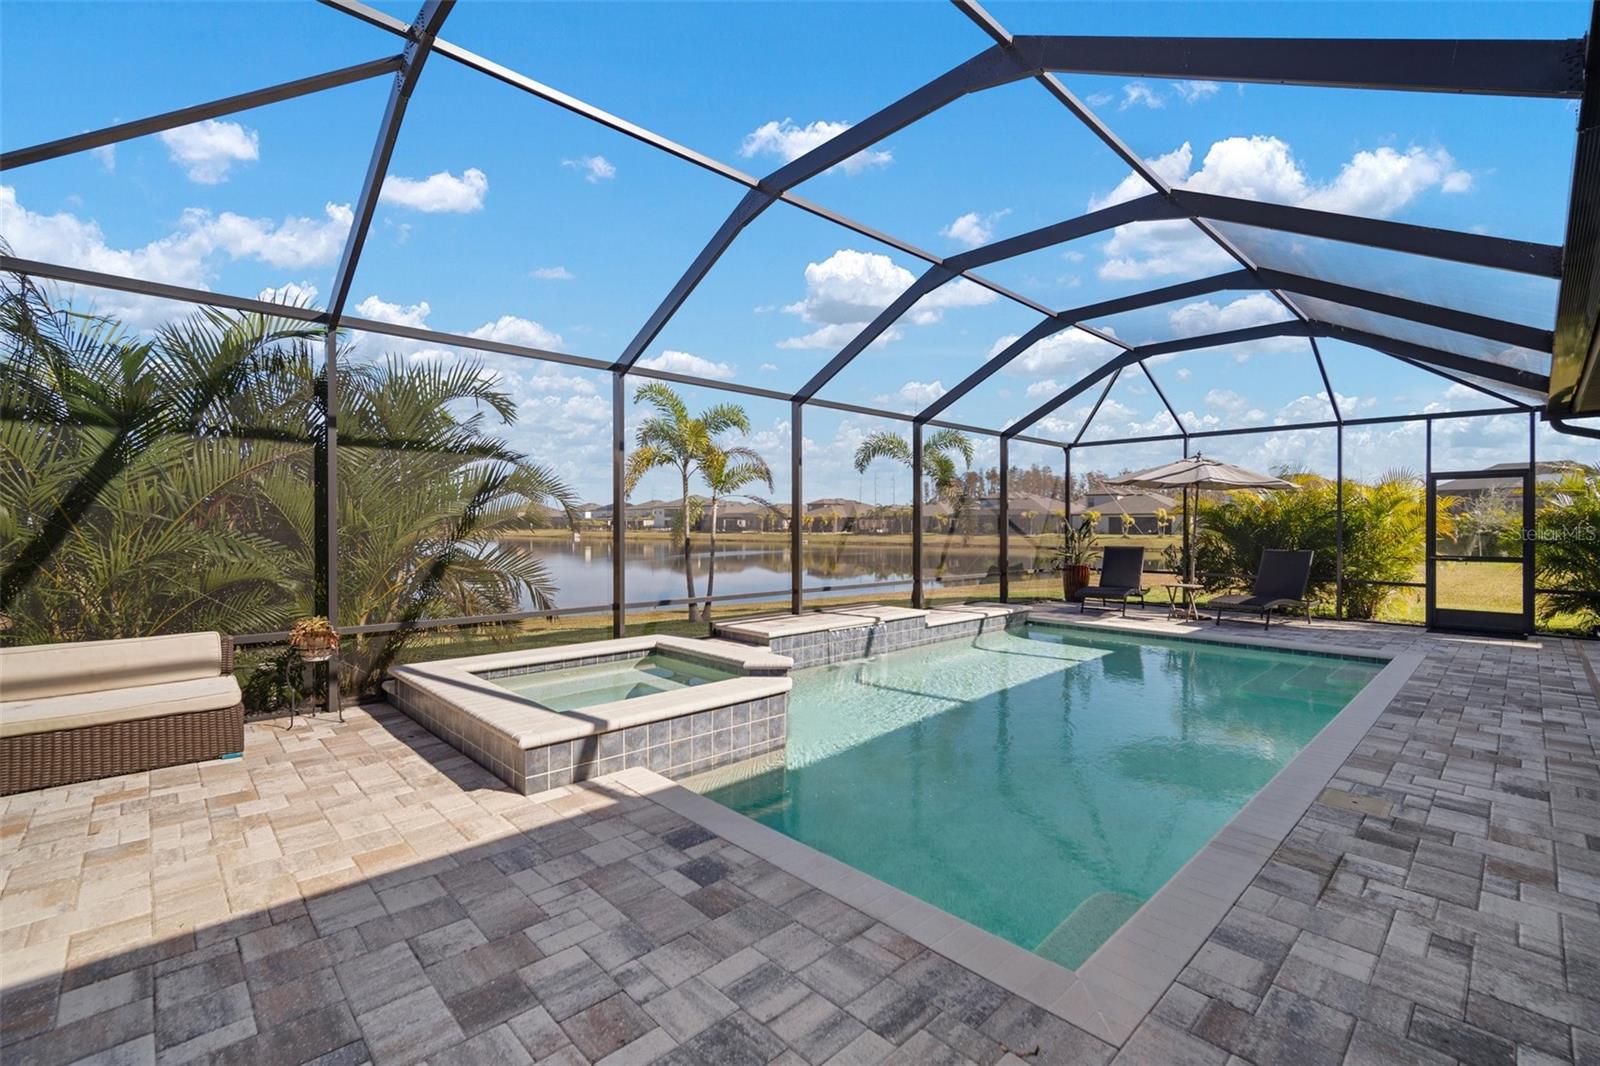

{"left": 0, "top": 612, "right": 1596, "bottom": 1066}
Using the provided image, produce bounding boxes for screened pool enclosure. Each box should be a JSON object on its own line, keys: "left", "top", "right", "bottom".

{"left": 3, "top": 0, "right": 1599, "bottom": 709}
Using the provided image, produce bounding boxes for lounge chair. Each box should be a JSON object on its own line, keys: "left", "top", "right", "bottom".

{"left": 1211, "top": 549, "right": 1316, "bottom": 629}
{"left": 1074, "top": 546, "right": 1149, "bottom": 616}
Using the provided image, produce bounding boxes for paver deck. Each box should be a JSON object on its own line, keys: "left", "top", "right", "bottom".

{"left": 2, "top": 612, "right": 1597, "bottom": 1065}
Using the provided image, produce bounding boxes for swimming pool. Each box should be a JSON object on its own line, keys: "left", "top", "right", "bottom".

{"left": 697, "top": 623, "right": 1381, "bottom": 968}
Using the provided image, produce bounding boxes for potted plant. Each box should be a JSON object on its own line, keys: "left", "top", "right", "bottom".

{"left": 288, "top": 616, "right": 339, "bottom": 663}
{"left": 1052, "top": 518, "right": 1099, "bottom": 600}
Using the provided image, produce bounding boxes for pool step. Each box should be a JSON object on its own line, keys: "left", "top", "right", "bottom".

{"left": 1034, "top": 891, "right": 1144, "bottom": 970}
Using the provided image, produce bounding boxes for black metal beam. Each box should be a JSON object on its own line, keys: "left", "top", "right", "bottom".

{"left": 613, "top": 45, "right": 1030, "bottom": 372}
{"left": 792, "top": 267, "right": 955, "bottom": 401}
{"left": 764, "top": 46, "right": 1028, "bottom": 191}
{"left": 1003, "top": 322, "right": 1313, "bottom": 439}
{"left": 916, "top": 270, "right": 1253, "bottom": 424}
{"left": 1171, "top": 190, "right": 1564, "bottom": 277}
{"left": 318, "top": 0, "right": 411, "bottom": 36}
{"left": 325, "top": 1, "right": 454, "bottom": 323}
{"left": 2, "top": 56, "right": 406, "bottom": 172}
{"left": 944, "top": 194, "right": 1176, "bottom": 271}
{"left": 1261, "top": 269, "right": 1554, "bottom": 352}
{"left": 612, "top": 373, "right": 627, "bottom": 636}
{"left": 1014, "top": 34, "right": 1587, "bottom": 97}
{"left": 0, "top": 256, "right": 329, "bottom": 323}
{"left": 791, "top": 401, "right": 804, "bottom": 614}
{"left": 1315, "top": 323, "right": 1549, "bottom": 393}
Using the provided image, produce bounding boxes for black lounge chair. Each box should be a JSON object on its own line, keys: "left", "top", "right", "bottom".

{"left": 1211, "top": 549, "right": 1316, "bottom": 629}
{"left": 1074, "top": 546, "right": 1148, "bottom": 616}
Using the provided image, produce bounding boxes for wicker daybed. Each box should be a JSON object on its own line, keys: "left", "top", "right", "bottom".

{"left": 0, "top": 632, "right": 244, "bottom": 795}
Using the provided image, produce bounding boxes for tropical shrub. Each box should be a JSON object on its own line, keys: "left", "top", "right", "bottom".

{"left": 1, "top": 272, "right": 577, "bottom": 699}
{"left": 1193, "top": 472, "right": 1430, "bottom": 619}
{"left": 1534, "top": 470, "right": 1600, "bottom": 632}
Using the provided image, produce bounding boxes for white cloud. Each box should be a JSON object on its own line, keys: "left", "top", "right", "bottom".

{"left": 739, "top": 118, "right": 892, "bottom": 175}
{"left": 989, "top": 326, "right": 1120, "bottom": 376}
{"left": 349, "top": 296, "right": 564, "bottom": 355}
{"left": 636, "top": 349, "right": 736, "bottom": 381}
{"left": 92, "top": 145, "right": 116, "bottom": 172}
{"left": 257, "top": 280, "right": 319, "bottom": 307}
{"left": 940, "top": 209, "right": 1009, "bottom": 248}
{"left": 159, "top": 119, "right": 259, "bottom": 184}
{"left": 1120, "top": 83, "right": 1165, "bottom": 110}
{"left": 380, "top": 167, "right": 488, "bottom": 213}
{"left": 1175, "top": 368, "right": 1191, "bottom": 379}
{"left": 469, "top": 314, "right": 565, "bottom": 351}
{"left": 874, "top": 380, "right": 945, "bottom": 408}
{"left": 1172, "top": 80, "right": 1221, "bottom": 104}
{"left": 1090, "top": 136, "right": 1474, "bottom": 281}
{"left": 777, "top": 248, "right": 994, "bottom": 349}
{"left": 354, "top": 295, "right": 432, "bottom": 329}
{"left": 1168, "top": 293, "right": 1292, "bottom": 338}
{"left": 1025, "top": 379, "right": 1061, "bottom": 399}
{"left": 531, "top": 266, "right": 574, "bottom": 281}
{"left": 759, "top": 362, "right": 779, "bottom": 372}
{"left": 1, "top": 185, "right": 351, "bottom": 326}
{"left": 562, "top": 155, "right": 616, "bottom": 182}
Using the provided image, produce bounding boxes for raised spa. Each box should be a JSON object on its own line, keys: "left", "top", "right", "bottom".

{"left": 492, "top": 652, "right": 738, "bottom": 711}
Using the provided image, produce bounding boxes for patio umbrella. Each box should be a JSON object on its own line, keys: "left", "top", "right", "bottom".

{"left": 1109, "top": 454, "right": 1299, "bottom": 582}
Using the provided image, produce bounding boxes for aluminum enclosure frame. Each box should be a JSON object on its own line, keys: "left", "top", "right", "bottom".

{"left": 3, "top": 0, "right": 1597, "bottom": 668}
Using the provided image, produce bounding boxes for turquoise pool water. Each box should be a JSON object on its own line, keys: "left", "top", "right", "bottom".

{"left": 493, "top": 653, "right": 734, "bottom": 711}
{"left": 700, "top": 624, "right": 1380, "bottom": 967}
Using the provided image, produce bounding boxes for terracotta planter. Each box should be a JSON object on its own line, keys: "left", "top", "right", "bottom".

{"left": 1062, "top": 564, "right": 1092, "bottom": 600}
{"left": 291, "top": 635, "right": 336, "bottom": 663}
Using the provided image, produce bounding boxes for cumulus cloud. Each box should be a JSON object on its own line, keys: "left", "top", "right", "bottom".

{"left": 739, "top": 118, "right": 892, "bottom": 175}
{"left": 636, "top": 349, "right": 736, "bottom": 380}
{"left": 940, "top": 209, "right": 1009, "bottom": 248}
{"left": 531, "top": 266, "right": 574, "bottom": 281}
{"left": 562, "top": 155, "right": 615, "bottom": 182}
{"left": 380, "top": 167, "right": 488, "bottom": 213}
{"left": 92, "top": 145, "right": 116, "bottom": 172}
{"left": 469, "top": 314, "right": 565, "bottom": 351}
{"left": 777, "top": 248, "right": 995, "bottom": 349}
{"left": 1, "top": 185, "right": 351, "bottom": 326}
{"left": 874, "top": 380, "right": 945, "bottom": 408}
{"left": 350, "top": 296, "right": 564, "bottom": 354}
{"left": 1167, "top": 293, "right": 1293, "bottom": 339}
{"left": 257, "top": 280, "right": 319, "bottom": 307}
{"left": 989, "top": 326, "right": 1120, "bottom": 377}
{"left": 159, "top": 119, "right": 259, "bottom": 184}
{"left": 1089, "top": 136, "right": 1473, "bottom": 281}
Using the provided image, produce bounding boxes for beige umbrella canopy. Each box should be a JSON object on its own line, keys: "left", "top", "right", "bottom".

{"left": 1112, "top": 454, "right": 1300, "bottom": 492}
{"left": 1107, "top": 454, "right": 1299, "bottom": 581}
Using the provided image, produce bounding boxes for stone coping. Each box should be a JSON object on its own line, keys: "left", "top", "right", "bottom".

{"left": 610, "top": 615, "right": 1428, "bottom": 1045}
{"left": 714, "top": 601, "right": 1026, "bottom": 641}
{"left": 387, "top": 635, "right": 792, "bottom": 749}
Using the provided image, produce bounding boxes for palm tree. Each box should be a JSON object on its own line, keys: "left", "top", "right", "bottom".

{"left": 700, "top": 445, "right": 773, "bottom": 620}
{"left": 2, "top": 272, "right": 577, "bottom": 695}
{"left": 853, "top": 428, "right": 974, "bottom": 574}
{"left": 624, "top": 383, "right": 757, "bottom": 621}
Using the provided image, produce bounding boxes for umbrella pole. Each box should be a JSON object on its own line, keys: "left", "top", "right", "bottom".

{"left": 1183, "top": 484, "right": 1193, "bottom": 584}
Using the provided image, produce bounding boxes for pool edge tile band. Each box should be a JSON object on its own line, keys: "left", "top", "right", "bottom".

{"left": 600, "top": 641, "right": 1429, "bottom": 1047}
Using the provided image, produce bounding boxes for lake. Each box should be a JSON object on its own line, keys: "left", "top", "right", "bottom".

{"left": 510, "top": 535, "right": 1037, "bottom": 610}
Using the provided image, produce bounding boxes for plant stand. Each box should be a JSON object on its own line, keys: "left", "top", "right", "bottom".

{"left": 282, "top": 652, "right": 336, "bottom": 729}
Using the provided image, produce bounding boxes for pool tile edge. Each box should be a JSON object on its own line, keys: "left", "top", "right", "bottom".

{"left": 602, "top": 637, "right": 1430, "bottom": 1049}
{"left": 1073, "top": 642, "right": 1429, "bottom": 1042}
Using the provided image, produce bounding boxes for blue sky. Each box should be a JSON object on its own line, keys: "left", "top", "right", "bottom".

{"left": 3, "top": 0, "right": 1596, "bottom": 504}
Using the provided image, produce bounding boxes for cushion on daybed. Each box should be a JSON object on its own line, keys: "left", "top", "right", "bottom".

{"left": 0, "top": 674, "right": 243, "bottom": 738}
{"left": 1, "top": 632, "right": 224, "bottom": 701}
